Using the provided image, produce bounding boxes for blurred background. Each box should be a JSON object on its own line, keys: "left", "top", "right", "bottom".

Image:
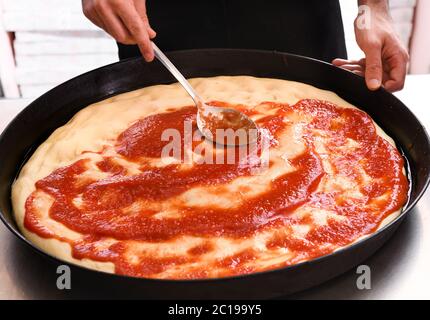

{"left": 0, "top": 0, "right": 429, "bottom": 99}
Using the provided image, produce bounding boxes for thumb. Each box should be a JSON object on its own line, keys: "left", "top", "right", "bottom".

{"left": 364, "top": 45, "right": 383, "bottom": 91}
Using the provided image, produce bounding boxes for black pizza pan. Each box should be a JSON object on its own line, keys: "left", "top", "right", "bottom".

{"left": 0, "top": 49, "right": 429, "bottom": 299}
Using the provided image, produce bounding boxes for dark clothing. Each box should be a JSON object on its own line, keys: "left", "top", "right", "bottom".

{"left": 118, "top": 0, "right": 347, "bottom": 62}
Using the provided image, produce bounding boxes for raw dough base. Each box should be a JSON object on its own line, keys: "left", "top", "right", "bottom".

{"left": 12, "top": 76, "right": 404, "bottom": 277}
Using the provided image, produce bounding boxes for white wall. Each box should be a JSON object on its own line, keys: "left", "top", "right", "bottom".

{"left": 410, "top": 0, "right": 430, "bottom": 74}
{"left": 0, "top": 0, "right": 117, "bottom": 98}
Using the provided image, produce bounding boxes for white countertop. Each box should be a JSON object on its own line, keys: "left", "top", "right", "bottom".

{"left": 1, "top": 75, "right": 430, "bottom": 299}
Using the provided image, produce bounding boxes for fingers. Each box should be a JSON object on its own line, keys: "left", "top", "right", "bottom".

{"left": 333, "top": 52, "right": 407, "bottom": 92}
{"left": 363, "top": 44, "right": 384, "bottom": 91}
{"left": 383, "top": 52, "right": 409, "bottom": 92}
{"left": 384, "top": 78, "right": 406, "bottom": 93}
{"left": 134, "top": 0, "right": 156, "bottom": 39}
{"left": 338, "top": 64, "right": 364, "bottom": 72}
{"left": 116, "top": 2, "right": 154, "bottom": 61}
{"left": 332, "top": 58, "right": 345, "bottom": 66}
{"left": 333, "top": 41, "right": 408, "bottom": 92}
{"left": 147, "top": 26, "right": 157, "bottom": 39}
{"left": 82, "top": 1, "right": 106, "bottom": 30}
{"left": 351, "top": 70, "right": 364, "bottom": 77}
{"left": 332, "top": 58, "right": 365, "bottom": 77}
{"left": 94, "top": 2, "right": 134, "bottom": 45}
{"left": 344, "top": 67, "right": 364, "bottom": 77}
{"left": 82, "top": 0, "right": 156, "bottom": 62}
{"left": 332, "top": 58, "right": 365, "bottom": 67}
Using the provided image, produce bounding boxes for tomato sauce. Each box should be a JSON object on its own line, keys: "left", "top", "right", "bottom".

{"left": 24, "top": 99, "right": 409, "bottom": 278}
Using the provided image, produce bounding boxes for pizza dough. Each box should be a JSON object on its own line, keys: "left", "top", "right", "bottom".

{"left": 12, "top": 76, "right": 408, "bottom": 279}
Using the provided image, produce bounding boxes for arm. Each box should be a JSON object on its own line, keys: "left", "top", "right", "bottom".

{"left": 82, "top": 0, "right": 156, "bottom": 61}
{"left": 333, "top": 0, "right": 409, "bottom": 92}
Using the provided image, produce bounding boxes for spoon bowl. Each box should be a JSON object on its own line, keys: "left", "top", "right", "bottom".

{"left": 152, "top": 42, "right": 258, "bottom": 146}
{"left": 196, "top": 104, "right": 258, "bottom": 146}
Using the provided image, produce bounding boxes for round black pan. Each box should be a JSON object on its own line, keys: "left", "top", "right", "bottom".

{"left": 0, "top": 49, "right": 429, "bottom": 299}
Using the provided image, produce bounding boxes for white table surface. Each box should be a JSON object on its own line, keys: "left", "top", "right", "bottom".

{"left": 1, "top": 75, "right": 430, "bottom": 299}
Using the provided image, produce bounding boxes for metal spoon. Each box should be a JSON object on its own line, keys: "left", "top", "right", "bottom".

{"left": 152, "top": 42, "right": 257, "bottom": 146}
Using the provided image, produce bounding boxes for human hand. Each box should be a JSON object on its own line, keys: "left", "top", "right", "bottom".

{"left": 82, "top": 0, "right": 156, "bottom": 61}
{"left": 333, "top": 2, "right": 409, "bottom": 92}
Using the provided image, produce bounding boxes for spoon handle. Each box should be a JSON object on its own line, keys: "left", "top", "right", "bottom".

{"left": 152, "top": 42, "right": 203, "bottom": 107}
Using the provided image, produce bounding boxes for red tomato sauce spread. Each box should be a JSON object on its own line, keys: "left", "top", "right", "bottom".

{"left": 23, "top": 99, "right": 409, "bottom": 278}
